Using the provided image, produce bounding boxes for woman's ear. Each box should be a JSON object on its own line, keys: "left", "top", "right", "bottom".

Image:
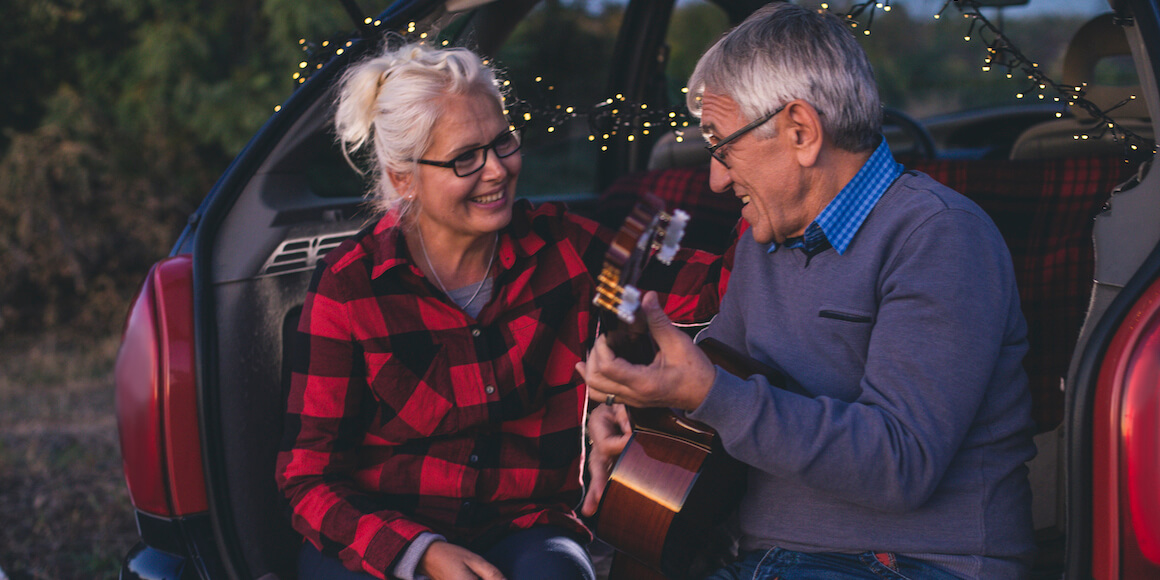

{"left": 388, "top": 170, "right": 414, "bottom": 199}
{"left": 783, "top": 99, "right": 824, "bottom": 167}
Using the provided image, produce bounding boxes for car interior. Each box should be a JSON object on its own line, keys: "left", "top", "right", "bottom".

{"left": 188, "top": 2, "right": 1152, "bottom": 579}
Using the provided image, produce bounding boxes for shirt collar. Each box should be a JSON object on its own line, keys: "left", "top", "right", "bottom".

{"left": 368, "top": 199, "right": 546, "bottom": 279}
{"left": 770, "top": 137, "right": 902, "bottom": 255}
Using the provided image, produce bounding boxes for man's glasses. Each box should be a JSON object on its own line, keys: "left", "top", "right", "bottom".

{"left": 414, "top": 129, "right": 522, "bottom": 177}
{"left": 704, "top": 104, "right": 786, "bottom": 169}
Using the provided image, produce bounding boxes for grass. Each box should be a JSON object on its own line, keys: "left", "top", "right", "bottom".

{"left": 0, "top": 332, "right": 137, "bottom": 580}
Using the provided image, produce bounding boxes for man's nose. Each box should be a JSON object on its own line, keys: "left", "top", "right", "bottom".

{"left": 708, "top": 158, "right": 733, "bottom": 193}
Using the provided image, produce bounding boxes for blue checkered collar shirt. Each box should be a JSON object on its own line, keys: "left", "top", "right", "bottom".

{"left": 771, "top": 137, "right": 903, "bottom": 255}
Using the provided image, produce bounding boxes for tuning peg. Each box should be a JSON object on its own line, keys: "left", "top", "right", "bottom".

{"left": 617, "top": 285, "right": 641, "bottom": 323}
{"left": 657, "top": 209, "right": 689, "bottom": 265}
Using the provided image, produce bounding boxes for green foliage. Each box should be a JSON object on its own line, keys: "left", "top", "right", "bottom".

{"left": 666, "top": 1, "right": 730, "bottom": 87}
{"left": 498, "top": 0, "right": 623, "bottom": 107}
{"left": 0, "top": 0, "right": 355, "bottom": 336}
{"left": 855, "top": 4, "right": 1087, "bottom": 116}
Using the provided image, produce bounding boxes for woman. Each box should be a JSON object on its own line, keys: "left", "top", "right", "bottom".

{"left": 275, "top": 40, "right": 727, "bottom": 580}
{"left": 274, "top": 42, "right": 603, "bottom": 580}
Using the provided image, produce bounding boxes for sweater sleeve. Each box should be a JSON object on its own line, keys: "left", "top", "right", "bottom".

{"left": 690, "top": 209, "right": 1023, "bottom": 511}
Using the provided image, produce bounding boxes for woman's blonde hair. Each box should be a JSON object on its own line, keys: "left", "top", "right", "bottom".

{"left": 334, "top": 42, "right": 505, "bottom": 216}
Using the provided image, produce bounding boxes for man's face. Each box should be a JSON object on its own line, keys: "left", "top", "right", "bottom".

{"left": 699, "top": 91, "right": 809, "bottom": 245}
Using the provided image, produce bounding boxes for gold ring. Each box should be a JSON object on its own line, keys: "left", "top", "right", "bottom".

{"left": 605, "top": 394, "right": 616, "bottom": 406}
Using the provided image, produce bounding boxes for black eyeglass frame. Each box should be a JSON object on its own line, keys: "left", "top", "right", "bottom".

{"left": 704, "top": 104, "right": 786, "bottom": 168}
{"left": 413, "top": 128, "right": 522, "bottom": 177}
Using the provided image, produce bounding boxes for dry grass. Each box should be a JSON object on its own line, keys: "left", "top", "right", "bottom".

{"left": 0, "top": 332, "right": 137, "bottom": 580}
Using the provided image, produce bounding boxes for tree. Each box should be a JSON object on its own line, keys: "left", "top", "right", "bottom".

{"left": 0, "top": 0, "right": 359, "bottom": 336}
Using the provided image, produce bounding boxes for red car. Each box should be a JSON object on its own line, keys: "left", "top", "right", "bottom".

{"left": 114, "top": 0, "right": 1160, "bottom": 578}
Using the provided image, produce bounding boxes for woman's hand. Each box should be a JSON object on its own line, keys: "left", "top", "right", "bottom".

{"left": 418, "top": 541, "right": 506, "bottom": 580}
{"left": 581, "top": 403, "right": 632, "bottom": 517}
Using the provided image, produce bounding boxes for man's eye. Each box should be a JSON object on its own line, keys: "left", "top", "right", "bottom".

{"left": 453, "top": 151, "right": 478, "bottom": 165}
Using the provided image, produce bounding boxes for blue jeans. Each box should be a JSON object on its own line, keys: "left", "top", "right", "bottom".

{"left": 703, "top": 548, "right": 963, "bottom": 580}
{"left": 298, "top": 525, "right": 595, "bottom": 580}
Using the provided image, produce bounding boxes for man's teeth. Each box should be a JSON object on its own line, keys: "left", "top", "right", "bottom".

{"left": 740, "top": 195, "right": 751, "bottom": 205}
{"left": 473, "top": 192, "right": 503, "bottom": 203}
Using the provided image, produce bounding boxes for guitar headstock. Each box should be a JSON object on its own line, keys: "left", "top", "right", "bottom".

{"left": 593, "top": 193, "right": 689, "bottom": 324}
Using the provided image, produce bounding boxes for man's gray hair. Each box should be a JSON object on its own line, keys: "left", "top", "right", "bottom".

{"left": 687, "top": 2, "right": 881, "bottom": 152}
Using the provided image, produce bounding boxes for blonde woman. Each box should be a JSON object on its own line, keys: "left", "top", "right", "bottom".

{"left": 276, "top": 41, "right": 726, "bottom": 580}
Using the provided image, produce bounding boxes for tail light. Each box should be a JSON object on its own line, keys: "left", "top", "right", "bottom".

{"left": 1092, "top": 275, "right": 1160, "bottom": 578}
{"left": 115, "top": 255, "right": 208, "bottom": 517}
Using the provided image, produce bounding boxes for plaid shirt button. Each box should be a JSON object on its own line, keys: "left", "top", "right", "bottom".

{"left": 485, "top": 385, "right": 495, "bottom": 394}
{"left": 469, "top": 454, "right": 480, "bottom": 464}
{"left": 471, "top": 328, "right": 481, "bottom": 337}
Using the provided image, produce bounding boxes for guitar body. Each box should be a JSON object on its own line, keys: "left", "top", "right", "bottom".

{"left": 596, "top": 407, "right": 746, "bottom": 580}
{"left": 591, "top": 196, "right": 803, "bottom": 579}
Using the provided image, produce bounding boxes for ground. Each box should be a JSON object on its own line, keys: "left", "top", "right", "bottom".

{"left": 0, "top": 333, "right": 136, "bottom": 580}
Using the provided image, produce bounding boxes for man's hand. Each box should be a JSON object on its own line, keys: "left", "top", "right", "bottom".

{"left": 418, "top": 541, "right": 506, "bottom": 580}
{"left": 581, "top": 403, "right": 632, "bottom": 517}
{"left": 577, "top": 291, "right": 716, "bottom": 412}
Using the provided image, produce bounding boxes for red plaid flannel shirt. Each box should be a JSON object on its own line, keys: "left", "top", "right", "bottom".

{"left": 276, "top": 200, "right": 728, "bottom": 577}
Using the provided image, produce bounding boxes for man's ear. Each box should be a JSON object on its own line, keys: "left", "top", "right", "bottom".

{"left": 783, "top": 99, "right": 824, "bottom": 167}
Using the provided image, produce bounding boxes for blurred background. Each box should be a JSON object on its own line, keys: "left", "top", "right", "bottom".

{"left": 0, "top": 0, "right": 1106, "bottom": 577}
{"left": 0, "top": 0, "right": 388, "bottom": 576}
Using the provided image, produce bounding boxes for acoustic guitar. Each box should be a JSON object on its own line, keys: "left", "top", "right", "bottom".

{"left": 590, "top": 194, "right": 800, "bottom": 580}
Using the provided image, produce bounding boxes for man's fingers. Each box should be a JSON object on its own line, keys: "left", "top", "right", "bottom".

{"left": 640, "top": 291, "right": 684, "bottom": 351}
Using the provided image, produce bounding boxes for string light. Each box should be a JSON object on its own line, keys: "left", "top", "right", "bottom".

{"left": 848, "top": 0, "right": 1155, "bottom": 158}
{"left": 280, "top": 0, "right": 1151, "bottom": 159}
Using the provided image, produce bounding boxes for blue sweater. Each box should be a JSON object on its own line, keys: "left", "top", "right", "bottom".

{"left": 689, "top": 171, "right": 1037, "bottom": 579}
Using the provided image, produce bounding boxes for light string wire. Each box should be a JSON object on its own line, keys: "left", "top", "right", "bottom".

{"left": 280, "top": 1, "right": 1155, "bottom": 160}
{"left": 837, "top": 0, "right": 1154, "bottom": 159}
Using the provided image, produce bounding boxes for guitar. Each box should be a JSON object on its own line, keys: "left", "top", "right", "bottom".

{"left": 590, "top": 194, "right": 799, "bottom": 580}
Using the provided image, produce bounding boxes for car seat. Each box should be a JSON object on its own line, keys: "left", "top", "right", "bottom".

{"left": 1009, "top": 13, "right": 1152, "bottom": 160}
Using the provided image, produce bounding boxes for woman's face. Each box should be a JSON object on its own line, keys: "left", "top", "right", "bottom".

{"left": 401, "top": 91, "right": 520, "bottom": 244}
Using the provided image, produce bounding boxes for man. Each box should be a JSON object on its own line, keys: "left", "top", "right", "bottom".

{"left": 578, "top": 3, "right": 1037, "bottom": 579}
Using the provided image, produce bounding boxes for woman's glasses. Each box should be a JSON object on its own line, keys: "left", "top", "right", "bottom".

{"left": 414, "top": 129, "right": 522, "bottom": 177}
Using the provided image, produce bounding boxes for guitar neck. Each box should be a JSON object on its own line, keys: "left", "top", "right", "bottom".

{"left": 601, "top": 310, "right": 657, "bottom": 366}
